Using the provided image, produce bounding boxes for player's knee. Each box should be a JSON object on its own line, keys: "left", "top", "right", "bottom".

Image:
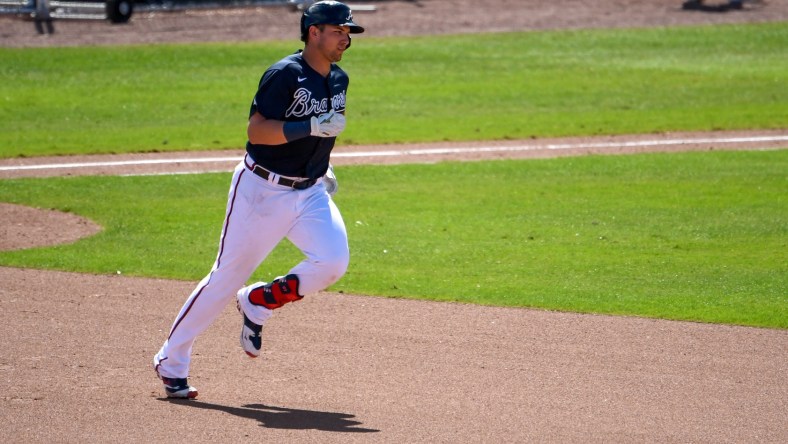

{"left": 333, "top": 248, "right": 350, "bottom": 277}
{"left": 318, "top": 249, "right": 350, "bottom": 287}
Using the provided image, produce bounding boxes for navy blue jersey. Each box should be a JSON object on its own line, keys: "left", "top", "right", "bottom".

{"left": 246, "top": 51, "right": 350, "bottom": 179}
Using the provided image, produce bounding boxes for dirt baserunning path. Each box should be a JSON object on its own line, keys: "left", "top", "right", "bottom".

{"left": 1, "top": 1, "right": 787, "bottom": 442}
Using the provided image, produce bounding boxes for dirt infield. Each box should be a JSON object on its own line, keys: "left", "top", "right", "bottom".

{"left": 1, "top": 1, "right": 787, "bottom": 442}
{"left": 2, "top": 266, "right": 786, "bottom": 442}
{"left": 2, "top": 0, "right": 787, "bottom": 47}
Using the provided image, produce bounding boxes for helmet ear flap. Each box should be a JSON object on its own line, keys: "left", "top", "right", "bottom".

{"left": 347, "top": 35, "right": 351, "bottom": 48}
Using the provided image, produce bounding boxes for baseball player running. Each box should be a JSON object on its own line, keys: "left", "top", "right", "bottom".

{"left": 153, "top": 0, "right": 364, "bottom": 399}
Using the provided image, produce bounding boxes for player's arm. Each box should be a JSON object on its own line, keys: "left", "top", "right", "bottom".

{"left": 247, "top": 110, "right": 346, "bottom": 145}
{"left": 247, "top": 112, "right": 288, "bottom": 145}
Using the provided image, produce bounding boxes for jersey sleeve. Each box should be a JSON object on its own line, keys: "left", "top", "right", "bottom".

{"left": 249, "top": 66, "right": 296, "bottom": 120}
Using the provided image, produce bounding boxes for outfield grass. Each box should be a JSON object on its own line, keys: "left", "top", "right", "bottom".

{"left": 0, "top": 150, "right": 785, "bottom": 328}
{"left": 0, "top": 23, "right": 786, "bottom": 157}
{"left": 1, "top": 24, "right": 786, "bottom": 328}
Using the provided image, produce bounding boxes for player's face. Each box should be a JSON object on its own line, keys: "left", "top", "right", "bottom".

{"left": 316, "top": 25, "right": 351, "bottom": 63}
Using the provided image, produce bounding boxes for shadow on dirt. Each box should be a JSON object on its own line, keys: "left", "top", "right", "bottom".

{"left": 158, "top": 399, "right": 380, "bottom": 433}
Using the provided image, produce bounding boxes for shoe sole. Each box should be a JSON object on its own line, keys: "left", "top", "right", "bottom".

{"left": 166, "top": 389, "right": 198, "bottom": 399}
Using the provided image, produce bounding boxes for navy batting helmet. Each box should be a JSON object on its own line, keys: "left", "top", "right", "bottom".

{"left": 300, "top": 1, "right": 365, "bottom": 42}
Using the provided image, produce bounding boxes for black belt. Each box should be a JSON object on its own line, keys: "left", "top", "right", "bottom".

{"left": 248, "top": 164, "right": 317, "bottom": 190}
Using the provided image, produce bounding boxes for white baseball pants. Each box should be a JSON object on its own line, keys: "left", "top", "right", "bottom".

{"left": 154, "top": 157, "right": 349, "bottom": 379}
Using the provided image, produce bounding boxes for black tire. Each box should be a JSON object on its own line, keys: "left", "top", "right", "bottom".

{"left": 106, "top": 0, "right": 133, "bottom": 24}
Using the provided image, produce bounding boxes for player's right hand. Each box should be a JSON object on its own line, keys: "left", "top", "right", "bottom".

{"left": 310, "top": 110, "right": 346, "bottom": 138}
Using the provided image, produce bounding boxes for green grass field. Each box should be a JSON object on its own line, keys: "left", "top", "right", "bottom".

{"left": 0, "top": 23, "right": 786, "bottom": 157}
{"left": 1, "top": 24, "right": 786, "bottom": 328}
{"left": 0, "top": 151, "right": 785, "bottom": 328}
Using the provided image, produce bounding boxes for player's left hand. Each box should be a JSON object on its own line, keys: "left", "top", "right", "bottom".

{"left": 310, "top": 110, "right": 346, "bottom": 138}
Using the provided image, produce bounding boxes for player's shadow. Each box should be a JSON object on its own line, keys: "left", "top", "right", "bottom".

{"left": 160, "top": 399, "right": 380, "bottom": 433}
